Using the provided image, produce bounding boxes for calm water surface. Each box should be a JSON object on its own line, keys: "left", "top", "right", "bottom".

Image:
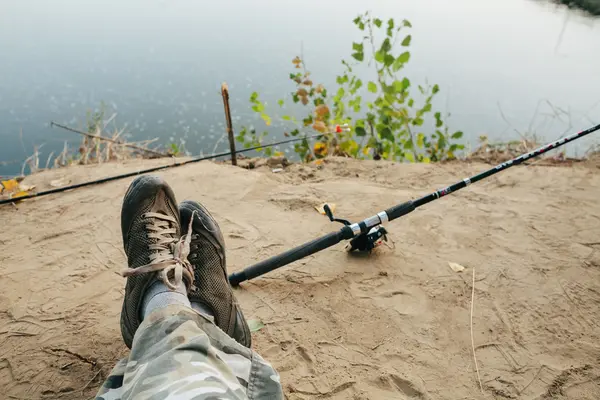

{"left": 1, "top": 0, "right": 599, "bottom": 175}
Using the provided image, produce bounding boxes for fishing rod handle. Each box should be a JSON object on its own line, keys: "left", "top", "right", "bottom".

{"left": 229, "top": 227, "right": 353, "bottom": 286}
{"left": 385, "top": 200, "right": 415, "bottom": 221}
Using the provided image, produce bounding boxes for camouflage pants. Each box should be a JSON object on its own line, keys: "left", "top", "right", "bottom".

{"left": 95, "top": 305, "right": 283, "bottom": 400}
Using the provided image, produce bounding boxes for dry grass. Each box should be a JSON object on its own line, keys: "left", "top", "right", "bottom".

{"left": 19, "top": 124, "right": 168, "bottom": 176}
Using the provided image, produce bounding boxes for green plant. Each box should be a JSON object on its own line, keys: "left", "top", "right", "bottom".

{"left": 235, "top": 92, "right": 275, "bottom": 157}
{"left": 238, "top": 12, "right": 464, "bottom": 162}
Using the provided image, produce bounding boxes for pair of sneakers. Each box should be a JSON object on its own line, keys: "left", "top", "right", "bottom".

{"left": 119, "top": 175, "right": 251, "bottom": 348}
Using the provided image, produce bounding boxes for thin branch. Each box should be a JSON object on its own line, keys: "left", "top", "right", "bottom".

{"left": 50, "top": 121, "right": 168, "bottom": 158}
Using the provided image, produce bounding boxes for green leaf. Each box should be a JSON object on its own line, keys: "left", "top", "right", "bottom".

{"left": 401, "top": 35, "right": 412, "bottom": 47}
{"left": 282, "top": 115, "right": 291, "bottom": 121}
{"left": 404, "top": 140, "right": 413, "bottom": 149}
{"left": 352, "top": 42, "right": 364, "bottom": 52}
{"left": 405, "top": 152, "right": 415, "bottom": 162}
{"left": 432, "top": 84, "right": 440, "bottom": 94}
{"left": 351, "top": 52, "right": 364, "bottom": 62}
{"left": 422, "top": 103, "right": 432, "bottom": 112}
{"left": 291, "top": 129, "right": 300, "bottom": 136}
{"left": 384, "top": 54, "right": 395, "bottom": 67}
{"left": 402, "top": 77, "right": 410, "bottom": 89}
{"left": 380, "top": 38, "right": 392, "bottom": 53}
{"left": 355, "top": 126, "right": 367, "bottom": 136}
{"left": 403, "top": 19, "right": 412, "bottom": 27}
{"left": 379, "top": 126, "right": 394, "bottom": 141}
{"left": 374, "top": 18, "right": 382, "bottom": 27}
{"left": 452, "top": 131, "right": 464, "bottom": 139}
{"left": 250, "top": 92, "right": 258, "bottom": 102}
{"left": 292, "top": 93, "right": 299, "bottom": 103}
{"left": 398, "top": 51, "right": 410, "bottom": 64}
{"left": 359, "top": 22, "right": 365, "bottom": 30}
{"left": 408, "top": 98, "right": 414, "bottom": 107}
{"left": 375, "top": 51, "right": 385, "bottom": 63}
{"left": 354, "top": 79, "right": 363, "bottom": 90}
{"left": 261, "top": 113, "right": 271, "bottom": 126}
{"left": 277, "top": 99, "right": 284, "bottom": 107}
{"left": 392, "top": 52, "right": 410, "bottom": 71}
{"left": 368, "top": 81, "right": 377, "bottom": 93}
{"left": 336, "top": 75, "right": 348, "bottom": 85}
{"left": 413, "top": 118, "right": 424, "bottom": 126}
{"left": 248, "top": 319, "right": 265, "bottom": 332}
{"left": 386, "top": 18, "right": 395, "bottom": 36}
{"left": 353, "top": 16, "right": 361, "bottom": 25}
{"left": 321, "top": 88, "right": 328, "bottom": 98}
{"left": 393, "top": 80, "right": 404, "bottom": 92}
{"left": 387, "top": 18, "right": 395, "bottom": 30}
{"left": 417, "top": 133, "right": 425, "bottom": 148}
{"left": 337, "top": 87, "right": 345, "bottom": 98}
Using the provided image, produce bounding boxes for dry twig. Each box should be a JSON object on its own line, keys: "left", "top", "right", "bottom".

{"left": 470, "top": 268, "right": 484, "bottom": 394}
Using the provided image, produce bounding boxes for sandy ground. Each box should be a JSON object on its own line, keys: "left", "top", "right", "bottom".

{"left": 1, "top": 156, "right": 599, "bottom": 400}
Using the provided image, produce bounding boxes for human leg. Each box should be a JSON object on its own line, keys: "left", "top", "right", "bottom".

{"left": 95, "top": 176, "right": 282, "bottom": 399}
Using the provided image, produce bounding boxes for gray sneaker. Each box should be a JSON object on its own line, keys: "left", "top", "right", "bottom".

{"left": 120, "top": 175, "right": 195, "bottom": 349}
{"left": 180, "top": 200, "right": 252, "bottom": 348}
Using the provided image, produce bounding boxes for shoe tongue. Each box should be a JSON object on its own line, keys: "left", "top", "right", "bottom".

{"left": 151, "top": 190, "right": 172, "bottom": 214}
{"left": 150, "top": 191, "right": 179, "bottom": 234}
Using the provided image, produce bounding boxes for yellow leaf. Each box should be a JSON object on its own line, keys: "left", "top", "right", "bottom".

{"left": 1, "top": 179, "right": 19, "bottom": 192}
{"left": 313, "top": 141, "right": 327, "bottom": 156}
{"left": 315, "top": 203, "right": 336, "bottom": 215}
{"left": 273, "top": 151, "right": 284, "bottom": 157}
{"left": 11, "top": 191, "right": 30, "bottom": 199}
{"left": 314, "top": 159, "right": 324, "bottom": 166}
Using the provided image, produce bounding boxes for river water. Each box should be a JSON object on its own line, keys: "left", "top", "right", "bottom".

{"left": 1, "top": 0, "right": 599, "bottom": 176}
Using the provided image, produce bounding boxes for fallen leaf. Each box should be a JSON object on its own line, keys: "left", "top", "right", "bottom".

{"left": 448, "top": 262, "right": 465, "bottom": 272}
{"left": 11, "top": 191, "right": 30, "bottom": 199}
{"left": 248, "top": 319, "right": 265, "bottom": 332}
{"left": 1, "top": 179, "right": 19, "bottom": 193}
{"left": 315, "top": 203, "right": 336, "bottom": 215}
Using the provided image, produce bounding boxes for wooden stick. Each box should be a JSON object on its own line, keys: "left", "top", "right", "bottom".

{"left": 221, "top": 83, "right": 237, "bottom": 166}
{"left": 470, "top": 268, "right": 484, "bottom": 394}
{"left": 50, "top": 121, "right": 168, "bottom": 158}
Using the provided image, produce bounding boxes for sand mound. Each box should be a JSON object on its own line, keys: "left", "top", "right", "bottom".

{"left": 1, "top": 157, "right": 599, "bottom": 399}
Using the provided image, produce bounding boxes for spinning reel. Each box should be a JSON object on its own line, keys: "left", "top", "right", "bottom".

{"left": 322, "top": 204, "right": 388, "bottom": 252}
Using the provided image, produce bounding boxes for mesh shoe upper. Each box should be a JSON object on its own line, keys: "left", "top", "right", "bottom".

{"left": 180, "top": 200, "right": 252, "bottom": 348}
{"left": 120, "top": 175, "right": 183, "bottom": 349}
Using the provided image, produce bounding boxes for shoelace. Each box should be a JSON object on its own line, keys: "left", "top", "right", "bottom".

{"left": 122, "top": 211, "right": 197, "bottom": 292}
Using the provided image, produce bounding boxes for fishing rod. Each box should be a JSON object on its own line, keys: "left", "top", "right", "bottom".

{"left": 228, "top": 122, "right": 600, "bottom": 286}
{"left": 0, "top": 127, "right": 346, "bottom": 206}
